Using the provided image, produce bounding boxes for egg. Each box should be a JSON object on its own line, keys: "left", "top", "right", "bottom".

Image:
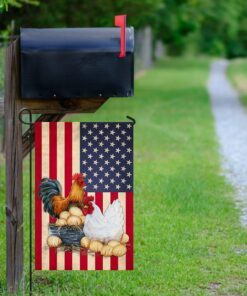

{"left": 80, "top": 237, "right": 90, "bottom": 249}
{"left": 67, "top": 215, "right": 82, "bottom": 226}
{"left": 108, "top": 240, "right": 120, "bottom": 248}
{"left": 101, "top": 245, "right": 113, "bottom": 257}
{"left": 112, "top": 244, "right": 127, "bottom": 257}
{"left": 80, "top": 215, "right": 86, "bottom": 224}
{"left": 120, "top": 233, "right": 129, "bottom": 244}
{"left": 89, "top": 240, "right": 103, "bottom": 253}
{"left": 69, "top": 206, "right": 83, "bottom": 217}
{"left": 59, "top": 211, "right": 70, "bottom": 220}
{"left": 47, "top": 236, "right": 62, "bottom": 248}
{"left": 55, "top": 218, "right": 67, "bottom": 227}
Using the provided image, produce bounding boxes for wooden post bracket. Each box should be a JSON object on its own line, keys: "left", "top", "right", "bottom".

{"left": 22, "top": 113, "right": 65, "bottom": 159}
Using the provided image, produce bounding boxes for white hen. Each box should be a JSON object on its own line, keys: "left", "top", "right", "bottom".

{"left": 83, "top": 199, "right": 124, "bottom": 243}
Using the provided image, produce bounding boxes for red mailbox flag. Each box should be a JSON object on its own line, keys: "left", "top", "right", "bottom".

{"left": 115, "top": 15, "right": 126, "bottom": 58}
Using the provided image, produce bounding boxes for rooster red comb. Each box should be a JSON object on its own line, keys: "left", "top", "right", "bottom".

{"left": 72, "top": 173, "right": 85, "bottom": 187}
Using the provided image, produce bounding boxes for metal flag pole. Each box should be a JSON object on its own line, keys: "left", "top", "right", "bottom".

{"left": 19, "top": 108, "right": 33, "bottom": 295}
{"left": 126, "top": 116, "right": 136, "bottom": 125}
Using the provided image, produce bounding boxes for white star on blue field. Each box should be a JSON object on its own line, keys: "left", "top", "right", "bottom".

{"left": 80, "top": 122, "right": 133, "bottom": 192}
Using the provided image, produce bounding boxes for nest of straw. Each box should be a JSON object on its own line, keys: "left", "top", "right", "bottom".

{"left": 49, "top": 224, "right": 85, "bottom": 246}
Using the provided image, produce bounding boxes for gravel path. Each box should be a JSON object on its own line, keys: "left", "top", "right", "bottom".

{"left": 208, "top": 60, "right": 247, "bottom": 227}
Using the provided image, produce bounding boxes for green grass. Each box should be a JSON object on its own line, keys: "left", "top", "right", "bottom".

{"left": 228, "top": 58, "right": 247, "bottom": 106}
{"left": 0, "top": 58, "right": 247, "bottom": 295}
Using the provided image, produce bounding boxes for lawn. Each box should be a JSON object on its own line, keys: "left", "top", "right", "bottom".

{"left": 228, "top": 58, "right": 247, "bottom": 106}
{"left": 0, "top": 58, "right": 247, "bottom": 295}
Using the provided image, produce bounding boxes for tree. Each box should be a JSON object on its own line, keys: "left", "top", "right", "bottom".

{"left": 154, "top": 0, "right": 247, "bottom": 57}
{"left": 154, "top": 0, "right": 200, "bottom": 55}
{"left": 0, "top": 0, "right": 8, "bottom": 12}
{"left": 0, "top": 0, "right": 161, "bottom": 31}
{"left": 0, "top": 0, "right": 38, "bottom": 12}
{"left": 1, "top": 0, "right": 247, "bottom": 57}
{"left": 197, "top": 0, "right": 245, "bottom": 57}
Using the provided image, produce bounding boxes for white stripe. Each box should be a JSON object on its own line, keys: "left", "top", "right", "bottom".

{"left": 56, "top": 122, "right": 65, "bottom": 270}
{"left": 102, "top": 192, "right": 111, "bottom": 270}
{"left": 118, "top": 192, "right": 126, "bottom": 270}
{"left": 72, "top": 122, "right": 81, "bottom": 270}
{"left": 41, "top": 122, "right": 50, "bottom": 270}
{"left": 87, "top": 192, "right": 96, "bottom": 270}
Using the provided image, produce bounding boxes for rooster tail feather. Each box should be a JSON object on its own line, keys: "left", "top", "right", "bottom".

{"left": 39, "top": 178, "right": 62, "bottom": 217}
{"left": 52, "top": 198, "right": 69, "bottom": 217}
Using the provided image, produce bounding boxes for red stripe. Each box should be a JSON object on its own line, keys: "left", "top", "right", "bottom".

{"left": 49, "top": 122, "right": 57, "bottom": 270}
{"left": 64, "top": 122, "right": 73, "bottom": 270}
{"left": 35, "top": 122, "right": 42, "bottom": 270}
{"left": 110, "top": 192, "right": 119, "bottom": 270}
{"left": 80, "top": 193, "right": 88, "bottom": 270}
{"left": 126, "top": 192, "right": 133, "bottom": 270}
{"left": 95, "top": 192, "right": 103, "bottom": 270}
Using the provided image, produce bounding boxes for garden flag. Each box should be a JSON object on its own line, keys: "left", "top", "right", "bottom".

{"left": 35, "top": 122, "right": 134, "bottom": 270}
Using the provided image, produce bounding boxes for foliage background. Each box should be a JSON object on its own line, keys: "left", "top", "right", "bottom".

{"left": 1, "top": 0, "right": 247, "bottom": 58}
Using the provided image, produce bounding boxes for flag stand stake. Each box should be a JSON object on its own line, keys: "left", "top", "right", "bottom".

{"left": 19, "top": 108, "right": 34, "bottom": 296}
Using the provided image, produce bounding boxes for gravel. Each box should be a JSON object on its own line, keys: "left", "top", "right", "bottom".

{"left": 208, "top": 60, "right": 247, "bottom": 227}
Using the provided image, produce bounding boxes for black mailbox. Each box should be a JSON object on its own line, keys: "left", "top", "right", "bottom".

{"left": 20, "top": 26, "right": 134, "bottom": 99}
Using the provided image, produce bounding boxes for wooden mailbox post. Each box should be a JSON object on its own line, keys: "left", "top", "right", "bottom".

{"left": 4, "top": 40, "right": 108, "bottom": 292}
{"left": 4, "top": 16, "right": 134, "bottom": 293}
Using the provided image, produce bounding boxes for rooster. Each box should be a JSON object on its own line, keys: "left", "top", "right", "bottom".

{"left": 39, "top": 173, "right": 90, "bottom": 218}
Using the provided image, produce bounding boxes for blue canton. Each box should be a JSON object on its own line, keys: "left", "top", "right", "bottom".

{"left": 80, "top": 122, "right": 133, "bottom": 192}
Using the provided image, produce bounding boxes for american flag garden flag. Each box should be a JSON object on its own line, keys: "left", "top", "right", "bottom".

{"left": 35, "top": 122, "right": 134, "bottom": 270}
